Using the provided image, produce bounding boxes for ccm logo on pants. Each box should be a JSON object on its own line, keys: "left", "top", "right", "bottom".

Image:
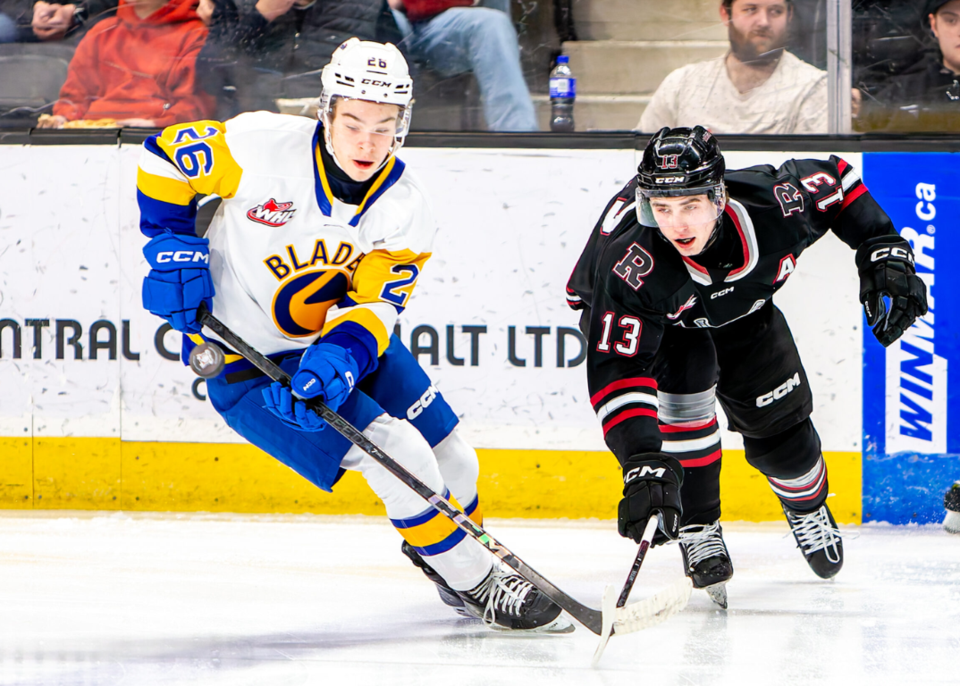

{"left": 407, "top": 385, "right": 438, "bottom": 420}
{"left": 756, "top": 372, "right": 802, "bottom": 407}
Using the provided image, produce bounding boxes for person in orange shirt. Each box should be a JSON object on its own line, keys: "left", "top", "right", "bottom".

{"left": 38, "top": 0, "right": 212, "bottom": 128}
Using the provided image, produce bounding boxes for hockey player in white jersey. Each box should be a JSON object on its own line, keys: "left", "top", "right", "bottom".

{"left": 136, "top": 38, "right": 571, "bottom": 633}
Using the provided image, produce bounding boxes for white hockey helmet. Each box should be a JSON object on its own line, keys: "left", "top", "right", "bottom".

{"left": 319, "top": 38, "right": 414, "bottom": 164}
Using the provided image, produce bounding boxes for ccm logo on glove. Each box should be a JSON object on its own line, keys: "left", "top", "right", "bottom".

{"left": 870, "top": 246, "right": 913, "bottom": 264}
{"left": 624, "top": 464, "right": 666, "bottom": 482}
{"left": 155, "top": 251, "right": 210, "bottom": 264}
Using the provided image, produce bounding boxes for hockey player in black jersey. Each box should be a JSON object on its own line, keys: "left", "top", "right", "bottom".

{"left": 567, "top": 127, "right": 928, "bottom": 607}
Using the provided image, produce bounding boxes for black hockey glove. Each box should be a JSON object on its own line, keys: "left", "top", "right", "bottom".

{"left": 856, "top": 235, "right": 928, "bottom": 348}
{"left": 618, "top": 453, "right": 683, "bottom": 546}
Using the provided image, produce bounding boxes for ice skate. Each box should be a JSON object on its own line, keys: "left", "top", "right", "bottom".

{"left": 679, "top": 521, "right": 734, "bottom": 609}
{"left": 943, "top": 482, "right": 960, "bottom": 534}
{"left": 400, "top": 541, "right": 470, "bottom": 615}
{"left": 782, "top": 502, "right": 843, "bottom": 579}
{"left": 456, "top": 565, "right": 574, "bottom": 633}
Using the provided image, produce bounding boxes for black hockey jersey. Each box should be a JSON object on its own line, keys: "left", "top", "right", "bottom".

{"left": 566, "top": 156, "right": 897, "bottom": 460}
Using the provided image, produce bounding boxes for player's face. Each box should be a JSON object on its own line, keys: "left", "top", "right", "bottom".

{"left": 723, "top": 0, "right": 791, "bottom": 62}
{"left": 649, "top": 195, "right": 721, "bottom": 256}
{"left": 328, "top": 99, "right": 401, "bottom": 182}
{"left": 931, "top": 2, "right": 960, "bottom": 73}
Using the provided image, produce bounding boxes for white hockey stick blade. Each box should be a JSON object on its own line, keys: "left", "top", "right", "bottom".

{"left": 614, "top": 577, "right": 693, "bottom": 635}
{"left": 590, "top": 584, "right": 618, "bottom": 668}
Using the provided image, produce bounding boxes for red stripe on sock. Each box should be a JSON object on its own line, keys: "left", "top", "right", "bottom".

{"left": 782, "top": 484, "right": 827, "bottom": 502}
{"left": 602, "top": 407, "right": 658, "bottom": 434}
{"left": 659, "top": 417, "right": 717, "bottom": 434}
{"left": 769, "top": 462, "right": 824, "bottom": 492}
{"left": 591, "top": 378, "right": 657, "bottom": 406}
{"left": 679, "top": 449, "right": 722, "bottom": 468}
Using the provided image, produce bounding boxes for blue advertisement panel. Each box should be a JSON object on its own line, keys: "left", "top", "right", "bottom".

{"left": 862, "top": 153, "right": 960, "bottom": 524}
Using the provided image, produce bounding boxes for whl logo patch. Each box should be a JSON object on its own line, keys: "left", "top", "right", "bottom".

{"left": 247, "top": 198, "right": 296, "bottom": 227}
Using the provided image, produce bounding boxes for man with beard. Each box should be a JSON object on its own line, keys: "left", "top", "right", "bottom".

{"left": 637, "top": 0, "right": 827, "bottom": 134}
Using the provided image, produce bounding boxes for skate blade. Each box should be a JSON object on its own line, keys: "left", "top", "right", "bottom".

{"left": 485, "top": 615, "right": 575, "bottom": 635}
{"left": 703, "top": 583, "right": 728, "bottom": 609}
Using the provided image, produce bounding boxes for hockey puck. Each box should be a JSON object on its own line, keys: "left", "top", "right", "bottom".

{"left": 189, "top": 341, "right": 226, "bottom": 378}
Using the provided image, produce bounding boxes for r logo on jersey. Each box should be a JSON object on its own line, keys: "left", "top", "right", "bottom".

{"left": 613, "top": 243, "right": 654, "bottom": 290}
{"left": 247, "top": 198, "right": 296, "bottom": 227}
{"left": 774, "top": 254, "right": 796, "bottom": 283}
{"left": 773, "top": 183, "right": 804, "bottom": 217}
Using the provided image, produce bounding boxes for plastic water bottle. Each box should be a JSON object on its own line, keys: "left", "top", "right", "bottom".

{"left": 549, "top": 55, "right": 576, "bottom": 133}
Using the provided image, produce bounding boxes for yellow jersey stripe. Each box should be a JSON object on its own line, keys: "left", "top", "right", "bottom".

{"left": 321, "top": 305, "right": 391, "bottom": 356}
{"left": 353, "top": 157, "right": 396, "bottom": 218}
{"left": 187, "top": 333, "right": 243, "bottom": 364}
{"left": 137, "top": 169, "right": 196, "bottom": 206}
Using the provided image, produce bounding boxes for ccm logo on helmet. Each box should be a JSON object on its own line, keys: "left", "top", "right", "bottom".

{"left": 156, "top": 251, "right": 209, "bottom": 264}
{"left": 624, "top": 465, "right": 666, "bottom": 482}
{"left": 656, "top": 176, "right": 685, "bottom": 184}
{"left": 870, "top": 246, "right": 913, "bottom": 264}
{"left": 361, "top": 78, "right": 392, "bottom": 87}
{"left": 756, "top": 372, "right": 801, "bottom": 407}
{"left": 407, "top": 385, "right": 438, "bottom": 420}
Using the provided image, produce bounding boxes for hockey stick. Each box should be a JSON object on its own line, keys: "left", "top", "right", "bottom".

{"left": 195, "top": 306, "right": 691, "bottom": 639}
{"left": 591, "top": 515, "right": 659, "bottom": 666}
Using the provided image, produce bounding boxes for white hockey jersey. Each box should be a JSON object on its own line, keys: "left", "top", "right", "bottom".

{"left": 137, "top": 111, "right": 436, "bottom": 367}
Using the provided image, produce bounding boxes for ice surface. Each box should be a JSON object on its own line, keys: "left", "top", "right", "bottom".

{"left": 0, "top": 512, "right": 957, "bottom": 686}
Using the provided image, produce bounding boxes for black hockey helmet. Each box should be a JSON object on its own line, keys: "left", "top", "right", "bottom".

{"left": 636, "top": 126, "right": 727, "bottom": 228}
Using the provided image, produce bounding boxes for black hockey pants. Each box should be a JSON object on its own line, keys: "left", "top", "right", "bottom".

{"left": 649, "top": 301, "right": 828, "bottom": 526}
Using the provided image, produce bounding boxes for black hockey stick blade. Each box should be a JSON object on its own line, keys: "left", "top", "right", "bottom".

{"left": 196, "top": 305, "right": 692, "bottom": 638}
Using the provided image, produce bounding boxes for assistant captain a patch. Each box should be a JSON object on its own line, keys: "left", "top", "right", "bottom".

{"left": 247, "top": 198, "right": 296, "bottom": 227}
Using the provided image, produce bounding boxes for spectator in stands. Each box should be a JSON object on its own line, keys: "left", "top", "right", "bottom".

{"left": 37, "top": 0, "right": 212, "bottom": 127}
{"left": 859, "top": 0, "right": 960, "bottom": 132}
{"left": 637, "top": 0, "right": 827, "bottom": 134}
{"left": 388, "top": 0, "right": 537, "bottom": 131}
{"left": 0, "top": 5, "right": 16, "bottom": 41}
{"left": 194, "top": 0, "right": 386, "bottom": 116}
{"left": 0, "top": 0, "right": 118, "bottom": 42}
{"left": 31, "top": 0, "right": 111, "bottom": 39}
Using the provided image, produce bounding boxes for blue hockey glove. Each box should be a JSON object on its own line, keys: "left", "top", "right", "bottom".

{"left": 262, "top": 383, "right": 327, "bottom": 432}
{"left": 261, "top": 343, "right": 359, "bottom": 432}
{"left": 291, "top": 342, "right": 359, "bottom": 408}
{"left": 142, "top": 230, "right": 214, "bottom": 333}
